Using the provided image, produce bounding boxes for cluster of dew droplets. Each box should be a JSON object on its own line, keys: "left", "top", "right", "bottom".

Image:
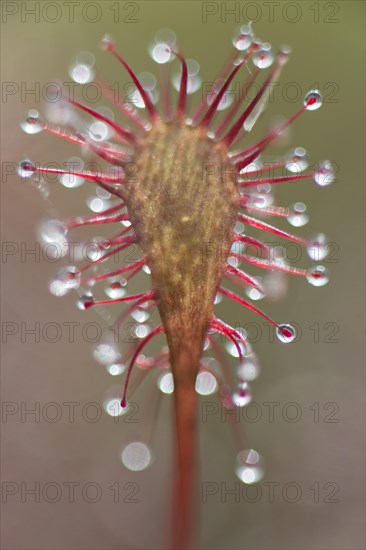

{"left": 218, "top": 25, "right": 277, "bottom": 115}
{"left": 20, "top": 109, "right": 43, "bottom": 135}
{"left": 68, "top": 51, "right": 96, "bottom": 85}
{"left": 221, "top": 325, "right": 258, "bottom": 409}
{"left": 67, "top": 53, "right": 129, "bottom": 219}
{"left": 222, "top": 153, "right": 269, "bottom": 448}
{"left": 100, "top": 34, "right": 161, "bottom": 110}
{"left": 232, "top": 23, "right": 253, "bottom": 51}
{"left": 157, "top": 355, "right": 219, "bottom": 401}
{"left": 287, "top": 101, "right": 335, "bottom": 291}
{"left": 236, "top": 25, "right": 277, "bottom": 71}
{"left": 149, "top": 28, "right": 202, "bottom": 99}
{"left": 95, "top": 347, "right": 153, "bottom": 472}
{"left": 94, "top": 339, "right": 132, "bottom": 418}
{"left": 235, "top": 448, "right": 265, "bottom": 484}
{"left": 18, "top": 156, "right": 50, "bottom": 199}
{"left": 232, "top": 353, "right": 260, "bottom": 408}
{"left": 237, "top": 127, "right": 332, "bottom": 297}
{"left": 172, "top": 58, "right": 202, "bottom": 96}
{"left": 36, "top": 218, "right": 69, "bottom": 262}
{"left": 149, "top": 28, "right": 177, "bottom": 64}
{"left": 305, "top": 223, "right": 330, "bottom": 288}
{"left": 20, "top": 111, "right": 84, "bottom": 193}
{"left": 18, "top": 159, "right": 37, "bottom": 179}
{"left": 219, "top": 59, "right": 333, "bottom": 459}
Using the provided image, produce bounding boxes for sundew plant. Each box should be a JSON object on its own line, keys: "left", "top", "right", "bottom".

{"left": 19, "top": 24, "right": 334, "bottom": 550}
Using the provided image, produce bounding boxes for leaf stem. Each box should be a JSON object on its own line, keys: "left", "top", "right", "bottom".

{"left": 171, "top": 346, "right": 199, "bottom": 550}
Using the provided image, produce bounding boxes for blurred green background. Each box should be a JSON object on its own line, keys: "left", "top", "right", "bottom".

{"left": 1, "top": 1, "right": 365, "bottom": 549}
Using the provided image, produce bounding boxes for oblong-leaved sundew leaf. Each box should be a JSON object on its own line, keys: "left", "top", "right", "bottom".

{"left": 19, "top": 26, "right": 333, "bottom": 550}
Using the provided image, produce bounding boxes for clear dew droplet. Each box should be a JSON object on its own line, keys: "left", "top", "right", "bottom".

{"left": 129, "top": 89, "right": 145, "bottom": 109}
{"left": 232, "top": 25, "right": 252, "bottom": 51}
{"left": 287, "top": 202, "right": 309, "bottom": 227}
{"left": 49, "top": 278, "right": 69, "bottom": 297}
{"left": 280, "top": 43, "right": 292, "bottom": 55}
{"left": 139, "top": 71, "right": 157, "bottom": 92}
{"left": 60, "top": 157, "right": 85, "bottom": 188}
{"left": 217, "top": 92, "right": 234, "bottom": 111}
{"left": 202, "top": 343, "right": 212, "bottom": 357}
{"left": 155, "top": 28, "right": 176, "bottom": 46}
{"left": 314, "top": 160, "right": 335, "bottom": 187}
{"left": 37, "top": 219, "right": 68, "bottom": 259}
{"left": 104, "top": 279, "right": 126, "bottom": 299}
{"left": 150, "top": 42, "right": 174, "bottom": 64}
{"left": 304, "top": 89, "right": 323, "bottom": 111}
{"left": 237, "top": 354, "right": 261, "bottom": 382}
{"left": 253, "top": 47, "right": 274, "bottom": 69}
{"left": 21, "top": 110, "right": 43, "bottom": 134}
{"left": 131, "top": 309, "right": 150, "bottom": 323}
{"left": 45, "top": 96, "right": 72, "bottom": 126}
{"left": 306, "top": 265, "right": 329, "bottom": 287}
{"left": 87, "top": 196, "right": 109, "bottom": 213}
{"left": 134, "top": 324, "right": 151, "bottom": 339}
{"left": 206, "top": 78, "right": 234, "bottom": 111}
{"left": 93, "top": 340, "right": 121, "bottom": 366}
{"left": 235, "top": 449, "right": 264, "bottom": 484}
{"left": 104, "top": 398, "right": 127, "bottom": 417}
{"left": 214, "top": 293, "right": 223, "bottom": 305}
{"left": 18, "top": 160, "right": 36, "bottom": 179}
{"left": 276, "top": 323, "right": 297, "bottom": 343}
{"left": 255, "top": 192, "right": 274, "bottom": 210}
{"left": 69, "top": 63, "right": 94, "bottom": 84}
{"left": 225, "top": 340, "right": 246, "bottom": 358}
{"left": 227, "top": 256, "right": 240, "bottom": 268}
{"left": 57, "top": 265, "right": 81, "bottom": 290}
{"left": 263, "top": 271, "right": 288, "bottom": 301}
{"left": 89, "top": 120, "right": 110, "bottom": 142}
{"left": 249, "top": 194, "right": 267, "bottom": 209}
{"left": 256, "top": 182, "right": 271, "bottom": 194}
{"left": 232, "top": 382, "right": 252, "bottom": 407}
{"left": 84, "top": 238, "right": 104, "bottom": 262}
{"left": 75, "top": 50, "right": 95, "bottom": 68}
{"left": 77, "top": 294, "right": 94, "bottom": 310}
{"left": 172, "top": 73, "right": 201, "bottom": 95}
{"left": 245, "top": 284, "right": 265, "bottom": 301}
{"left": 269, "top": 246, "right": 287, "bottom": 265}
{"left": 96, "top": 187, "right": 112, "bottom": 200}
{"left": 234, "top": 221, "right": 245, "bottom": 234}
{"left": 158, "top": 372, "right": 174, "bottom": 394}
{"left": 100, "top": 34, "right": 114, "bottom": 51}
{"left": 285, "top": 147, "right": 308, "bottom": 173}
{"left": 106, "top": 363, "right": 126, "bottom": 376}
{"left": 307, "top": 233, "right": 329, "bottom": 261}
{"left": 195, "top": 371, "right": 218, "bottom": 396}
{"left": 121, "top": 442, "right": 151, "bottom": 471}
{"left": 230, "top": 240, "right": 243, "bottom": 254}
{"left": 69, "top": 51, "right": 95, "bottom": 84}
{"left": 39, "top": 219, "right": 68, "bottom": 244}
